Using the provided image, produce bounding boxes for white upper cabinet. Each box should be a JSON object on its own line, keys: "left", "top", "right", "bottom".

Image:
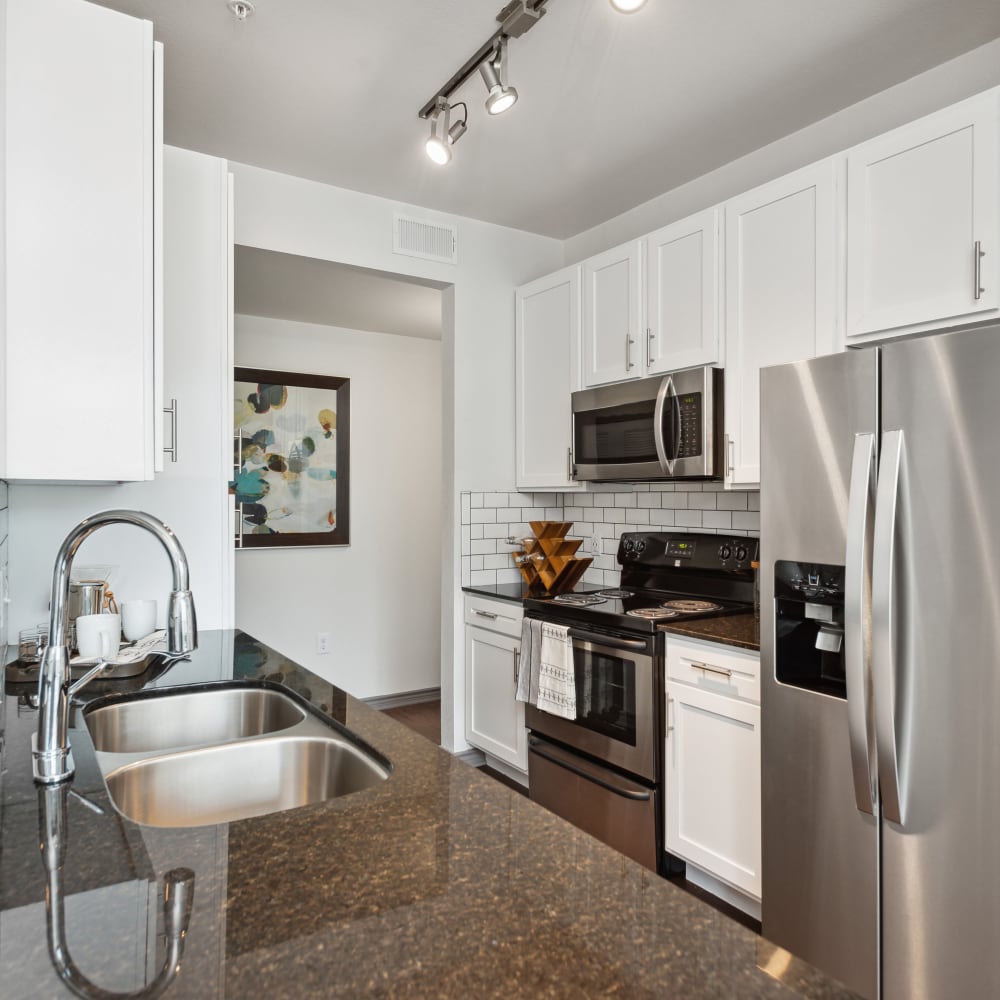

{"left": 515, "top": 265, "right": 582, "bottom": 491}
{"left": 724, "top": 160, "right": 837, "bottom": 487}
{"left": 0, "top": 0, "right": 162, "bottom": 482}
{"left": 845, "top": 91, "right": 999, "bottom": 341}
{"left": 582, "top": 240, "right": 644, "bottom": 387}
{"left": 644, "top": 208, "right": 720, "bottom": 374}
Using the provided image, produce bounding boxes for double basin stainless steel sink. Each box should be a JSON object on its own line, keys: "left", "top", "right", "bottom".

{"left": 83, "top": 684, "right": 391, "bottom": 828}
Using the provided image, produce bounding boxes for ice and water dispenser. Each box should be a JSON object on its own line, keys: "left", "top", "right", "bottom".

{"left": 774, "top": 561, "right": 847, "bottom": 698}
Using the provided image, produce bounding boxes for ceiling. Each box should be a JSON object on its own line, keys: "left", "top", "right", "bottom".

{"left": 234, "top": 247, "right": 443, "bottom": 339}
{"left": 95, "top": 0, "right": 1000, "bottom": 239}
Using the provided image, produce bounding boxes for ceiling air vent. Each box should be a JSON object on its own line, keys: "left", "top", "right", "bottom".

{"left": 393, "top": 213, "right": 457, "bottom": 265}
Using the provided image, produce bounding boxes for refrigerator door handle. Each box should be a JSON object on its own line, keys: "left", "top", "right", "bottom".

{"left": 845, "top": 432, "right": 877, "bottom": 815}
{"left": 873, "top": 428, "right": 906, "bottom": 826}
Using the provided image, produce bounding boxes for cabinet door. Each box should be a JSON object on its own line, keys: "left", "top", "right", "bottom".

{"left": 645, "top": 208, "right": 719, "bottom": 374}
{"left": 582, "top": 240, "right": 643, "bottom": 387}
{"left": 724, "top": 161, "right": 837, "bottom": 486}
{"left": 515, "top": 265, "right": 582, "bottom": 490}
{"left": 846, "top": 91, "right": 999, "bottom": 339}
{"left": 666, "top": 682, "right": 761, "bottom": 899}
{"left": 465, "top": 627, "right": 527, "bottom": 771}
{"left": 3, "top": 0, "right": 159, "bottom": 481}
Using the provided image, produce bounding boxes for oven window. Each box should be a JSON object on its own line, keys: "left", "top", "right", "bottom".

{"left": 574, "top": 647, "right": 637, "bottom": 746}
{"left": 574, "top": 400, "right": 657, "bottom": 466}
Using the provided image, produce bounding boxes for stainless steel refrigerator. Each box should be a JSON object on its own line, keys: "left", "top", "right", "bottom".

{"left": 760, "top": 323, "right": 1000, "bottom": 1000}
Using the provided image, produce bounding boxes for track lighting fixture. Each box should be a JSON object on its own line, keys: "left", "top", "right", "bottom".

{"left": 417, "top": 1, "right": 549, "bottom": 165}
{"left": 610, "top": 0, "right": 647, "bottom": 11}
{"left": 424, "top": 99, "right": 468, "bottom": 166}
{"left": 480, "top": 37, "right": 518, "bottom": 115}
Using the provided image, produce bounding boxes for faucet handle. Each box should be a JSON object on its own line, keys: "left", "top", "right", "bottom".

{"left": 67, "top": 659, "right": 114, "bottom": 700}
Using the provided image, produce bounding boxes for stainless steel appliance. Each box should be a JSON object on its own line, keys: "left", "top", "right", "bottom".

{"left": 760, "top": 323, "right": 1000, "bottom": 1000}
{"left": 523, "top": 531, "right": 756, "bottom": 873}
{"left": 571, "top": 367, "right": 723, "bottom": 482}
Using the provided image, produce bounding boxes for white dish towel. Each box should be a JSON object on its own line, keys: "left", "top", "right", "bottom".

{"left": 516, "top": 619, "right": 577, "bottom": 719}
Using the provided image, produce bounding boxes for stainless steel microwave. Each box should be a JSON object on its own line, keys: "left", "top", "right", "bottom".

{"left": 571, "top": 367, "right": 723, "bottom": 482}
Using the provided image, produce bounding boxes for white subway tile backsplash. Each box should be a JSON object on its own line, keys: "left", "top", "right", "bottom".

{"left": 482, "top": 522, "right": 512, "bottom": 539}
{"left": 484, "top": 492, "right": 508, "bottom": 507}
{"left": 717, "top": 492, "right": 749, "bottom": 511}
{"left": 462, "top": 556, "right": 471, "bottom": 586}
{"left": 574, "top": 493, "right": 594, "bottom": 507}
{"left": 471, "top": 523, "right": 484, "bottom": 540}
{"left": 748, "top": 493, "right": 761, "bottom": 511}
{"left": 688, "top": 493, "right": 718, "bottom": 510}
{"left": 592, "top": 492, "right": 616, "bottom": 507}
{"left": 669, "top": 493, "right": 690, "bottom": 509}
{"left": 565, "top": 507, "right": 585, "bottom": 522}
{"left": 625, "top": 509, "right": 650, "bottom": 525}
{"left": 583, "top": 508, "right": 603, "bottom": 523}
{"left": 675, "top": 511, "right": 704, "bottom": 527}
{"left": 733, "top": 511, "right": 761, "bottom": 531}
{"left": 703, "top": 510, "right": 733, "bottom": 530}
{"left": 471, "top": 493, "right": 484, "bottom": 508}
{"left": 533, "top": 493, "right": 558, "bottom": 506}
{"left": 462, "top": 524, "right": 471, "bottom": 551}
{"left": 637, "top": 493, "right": 661, "bottom": 509}
{"left": 496, "top": 568, "right": 522, "bottom": 585}
{"left": 471, "top": 508, "right": 497, "bottom": 524}
{"left": 495, "top": 507, "right": 522, "bottom": 522}
{"left": 483, "top": 554, "right": 511, "bottom": 570}
{"left": 461, "top": 492, "right": 471, "bottom": 524}
{"left": 545, "top": 507, "right": 563, "bottom": 520}
{"left": 470, "top": 569, "right": 497, "bottom": 586}
{"left": 471, "top": 539, "right": 496, "bottom": 555}
{"left": 648, "top": 509, "right": 676, "bottom": 527}
{"left": 470, "top": 555, "right": 484, "bottom": 571}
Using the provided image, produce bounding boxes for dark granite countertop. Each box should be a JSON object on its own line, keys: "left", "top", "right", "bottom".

{"left": 660, "top": 612, "right": 761, "bottom": 652}
{"left": 0, "top": 629, "right": 852, "bottom": 998}
{"left": 462, "top": 582, "right": 606, "bottom": 605}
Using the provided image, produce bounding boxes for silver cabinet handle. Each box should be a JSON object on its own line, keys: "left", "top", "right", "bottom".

{"left": 690, "top": 660, "right": 733, "bottom": 679}
{"left": 513, "top": 647, "right": 520, "bottom": 687}
{"left": 975, "top": 240, "right": 986, "bottom": 300}
{"left": 872, "top": 428, "right": 906, "bottom": 826}
{"left": 845, "top": 432, "right": 877, "bottom": 816}
{"left": 163, "top": 399, "right": 178, "bottom": 463}
{"left": 234, "top": 431, "right": 243, "bottom": 474}
{"left": 473, "top": 609, "right": 498, "bottom": 620}
{"left": 725, "top": 434, "right": 735, "bottom": 477}
{"left": 234, "top": 502, "right": 244, "bottom": 549}
{"left": 646, "top": 326, "right": 654, "bottom": 368}
{"left": 625, "top": 331, "right": 636, "bottom": 371}
{"left": 567, "top": 446, "right": 574, "bottom": 482}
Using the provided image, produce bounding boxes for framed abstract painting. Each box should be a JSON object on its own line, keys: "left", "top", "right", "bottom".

{"left": 232, "top": 367, "right": 350, "bottom": 547}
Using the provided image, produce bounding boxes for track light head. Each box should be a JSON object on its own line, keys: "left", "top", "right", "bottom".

{"left": 480, "top": 37, "right": 518, "bottom": 115}
{"left": 425, "top": 99, "right": 467, "bottom": 166}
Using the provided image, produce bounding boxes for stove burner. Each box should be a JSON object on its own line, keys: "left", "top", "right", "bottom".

{"left": 662, "top": 599, "right": 723, "bottom": 614}
{"left": 627, "top": 607, "right": 681, "bottom": 620}
{"left": 552, "top": 594, "right": 608, "bottom": 606}
{"left": 597, "top": 589, "right": 635, "bottom": 599}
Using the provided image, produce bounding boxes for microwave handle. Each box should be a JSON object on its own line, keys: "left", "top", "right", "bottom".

{"left": 653, "top": 375, "right": 675, "bottom": 475}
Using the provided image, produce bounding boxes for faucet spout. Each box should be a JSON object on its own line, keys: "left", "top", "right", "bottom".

{"left": 33, "top": 510, "right": 198, "bottom": 785}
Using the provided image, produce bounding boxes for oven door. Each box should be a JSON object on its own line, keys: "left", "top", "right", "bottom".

{"left": 524, "top": 628, "right": 656, "bottom": 782}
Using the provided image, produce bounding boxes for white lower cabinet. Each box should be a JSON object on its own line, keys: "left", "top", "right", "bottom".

{"left": 665, "top": 637, "right": 761, "bottom": 901}
{"left": 464, "top": 597, "right": 527, "bottom": 773}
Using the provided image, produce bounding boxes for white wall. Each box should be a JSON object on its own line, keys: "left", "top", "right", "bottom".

{"left": 234, "top": 313, "right": 442, "bottom": 699}
{"left": 229, "top": 162, "right": 563, "bottom": 750}
{"left": 7, "top": 147, "right": 233, "bottom": 635}
{"left": 564, "top": 38, "right": 1000, "bottom": 264}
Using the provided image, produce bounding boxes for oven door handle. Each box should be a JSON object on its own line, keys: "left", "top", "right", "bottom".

{"left": 528, "top": 737, "right": 653, "bottom": 801}
{"left": 566, "top": 628, "right": 649, "bottom": 653}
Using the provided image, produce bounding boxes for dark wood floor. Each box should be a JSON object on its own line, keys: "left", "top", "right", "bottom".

{"left": 382, "top": 699, "right": 440, "bottom": 744}
{"left": 380, "top": 697, "right": 760, "bottom": 932}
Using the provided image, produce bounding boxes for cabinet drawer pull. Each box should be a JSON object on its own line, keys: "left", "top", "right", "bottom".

{"left": 691, "top": 660, "right": 733, "bottom": 680}
{"left": 514, "top": 648, "right": 520, "bottom": 687}
{"left": 234, "top": 502, "right": 244, "bottom": 549}
{"left": 473, "top": 609, "right": 498, "bottom": 620}
{"left": 163, "top": 399, "right": 178, "bottom": 463}
{"left": 725, "top": 434, "right": 735, "bottom": 477}
{"left": 646, "top": 326, "right": 654, "bottom": 367}
{"left": 567, "top": 446, "right": 574, "bottom": 481}
{"left": 975, "top": 240, "right": 986, "bottom": 301}
{"left": 625, "top": 331, "right": 635, "bottom": 371}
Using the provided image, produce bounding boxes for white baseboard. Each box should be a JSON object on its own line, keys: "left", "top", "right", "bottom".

{"left": 685, "top": 864, "right": 761, "bottom": 921}
{"left": 455, "top": 748, "right": 486, "bottom": 767}
{"left": 363, "top": 687, "right": 441, "bottom": 711}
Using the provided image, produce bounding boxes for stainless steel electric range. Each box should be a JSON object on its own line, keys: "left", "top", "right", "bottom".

{"left": 522, "top": 531, "right": 757, "bottom": 874}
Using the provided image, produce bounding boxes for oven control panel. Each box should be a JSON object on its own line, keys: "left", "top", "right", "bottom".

{"left": 618, "top": 532, "right": 758, "bottom": 572}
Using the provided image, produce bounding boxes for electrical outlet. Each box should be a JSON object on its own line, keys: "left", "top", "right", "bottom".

{"left": 588, "top": 535, "right": 601, "bottom": 555}
{"left": 316, "top": 631, "right": 332, "bottom": 655}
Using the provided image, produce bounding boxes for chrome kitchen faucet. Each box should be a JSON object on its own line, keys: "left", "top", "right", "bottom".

{"left": 32, "top": 510, "right": 198, "bottom": 784}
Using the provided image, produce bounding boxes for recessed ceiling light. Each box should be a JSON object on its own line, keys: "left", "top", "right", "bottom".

{"left": 610, "top": 0, "right": 647, "bottom": 12}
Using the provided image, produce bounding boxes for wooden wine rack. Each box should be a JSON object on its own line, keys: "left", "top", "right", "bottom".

{"left": 512, "top": 521, "right": 592, "bottom": 594}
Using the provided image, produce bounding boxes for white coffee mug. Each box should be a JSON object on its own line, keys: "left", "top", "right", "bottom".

{"left": 121, "top": 599, "right": 157, "bottom": 641}
{"left": 76, "top": 613, "right": 121, "bottom": 660}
